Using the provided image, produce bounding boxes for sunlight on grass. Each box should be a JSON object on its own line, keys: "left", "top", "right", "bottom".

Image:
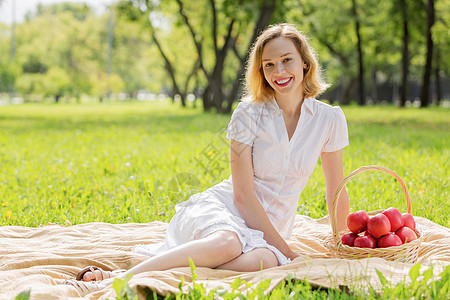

{"left": 0, "top": 101, "right": 448, "bottom": 227}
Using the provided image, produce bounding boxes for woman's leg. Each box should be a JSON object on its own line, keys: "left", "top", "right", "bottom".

{"left": 82, "top": 230, "right": 242, "bottom": 281}
{"left": 215, "top": 248, "right": 278, "bottom": 272}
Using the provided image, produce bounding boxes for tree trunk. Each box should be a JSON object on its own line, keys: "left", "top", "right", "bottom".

{"left": 203, "top": 61, "right": 225, "bottom": 113}
{"left": 399, "top": 0, "right": 409, "bottom": 107}
{"left": 420, "top": 0, "right": 435, "bottom": 107}
{"left": 371, "top": 68, "right": 377, "bottom": 104}
{"left": 228, "top": 0, "right": 276, "bottom": 110}
{"left": 351, "top": 0, "right": 365, "bottom": 105}
{"left": 434, "top": 47, "right": 441, "bottom": 106}
{"left": 201, "top": 16, "right": 235, "bottom": 112}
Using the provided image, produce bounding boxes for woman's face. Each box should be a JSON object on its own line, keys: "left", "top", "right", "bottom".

{"left": 261, "top": 37, "right": 306, "bottom": 99}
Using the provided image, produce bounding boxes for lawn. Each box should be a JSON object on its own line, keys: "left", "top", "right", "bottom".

{"left": 1, "top": 100, "right": 449, "bottom": 298}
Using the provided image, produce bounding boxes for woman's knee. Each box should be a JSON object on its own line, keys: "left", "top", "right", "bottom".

{"left": 206, "top": 231, "right": 242, "bottom": 262}
{"left": 251, "top": 248, "right": 278, "bottom": 270}
{"left": 259, "top": 250, "right": 278, "bottom": 269}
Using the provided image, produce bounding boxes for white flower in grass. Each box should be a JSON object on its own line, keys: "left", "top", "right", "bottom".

{"left": 125, "top": 162, "right": 131, "bottom": 167}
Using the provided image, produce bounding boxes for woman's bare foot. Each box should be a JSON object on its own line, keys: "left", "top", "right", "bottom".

{"left": 76, "top": 266, "right": 126, "bottom": 281}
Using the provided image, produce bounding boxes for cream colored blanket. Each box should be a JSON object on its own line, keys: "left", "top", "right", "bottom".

{"left": 1, "top": 214, "right": 448, "bottom": 299}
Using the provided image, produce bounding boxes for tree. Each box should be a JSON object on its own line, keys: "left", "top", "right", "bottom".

{"left": 228, "top": 0, "right": 277, "bottom": 110}
{"left": 0, "top": 61, "right": 21, "bottom": 93}
{"left": 173, "top": 0, "right": 280, "bottom": 112}
{"left": 40, "top": 67, "right": 71, "bottom": 102}
{"left": 117, "top": 0, "right": 200, "bottom": 105}
{"left": 399, "top": 0, "right": 410, "bottom": 107}
{"left": 91, "top": 72, "right": 125, "bottom": 101}
{"left": 351, "top": 0, "right": 365, "bottom": 105}
{"left": 433, "top": 0, "right": 450, "bottom": 105}
{"left": 117, "top": 0, "right": 279, "bottom": 112}
{"left": 287, "top": 0, "right": 359, "bottom": 104}
{"left": 420, "top": 0, "right": 435, "bottom": 107}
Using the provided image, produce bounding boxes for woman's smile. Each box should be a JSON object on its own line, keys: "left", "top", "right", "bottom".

{"left": 274, "top": 77, "right": 293, "bottom": 87}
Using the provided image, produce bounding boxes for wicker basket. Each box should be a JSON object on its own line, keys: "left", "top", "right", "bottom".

{"left": 324, "top": 165, "right": 423, "bottom": 263}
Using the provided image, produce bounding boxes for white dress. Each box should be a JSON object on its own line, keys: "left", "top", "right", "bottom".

{"left": 134, "top": 97, "right": 349, "bottom": 265}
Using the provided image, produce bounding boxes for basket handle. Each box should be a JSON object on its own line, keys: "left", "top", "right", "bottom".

{"left": 331, "top": 165, "right": 412, "bottom": 247}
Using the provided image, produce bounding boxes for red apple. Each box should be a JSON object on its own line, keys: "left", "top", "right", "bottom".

{"left": 363, "top": 230, "right": 377, "bottom": 241}
{"left": 377, "top": 233, "right": 402, "bottom": 248}
{"left": 382, "top": 207, "right": 404, "bottom": 232}
{"left": 353, "top": 235, "right": 377, "bottom": 248}
{"left": 347, "top": 210, "right": 370, "bottom": 234}
{"left": 396, "top": 226, "right": 417, "bottom": 243}
{"left": 402, "top": 213, "right": 416, "bottom": 230}
{"left": 341, "top": 233, "right": 359, "bottom": 246}
{"left": 367, "top": 213, "right": 391, "bottom": 239}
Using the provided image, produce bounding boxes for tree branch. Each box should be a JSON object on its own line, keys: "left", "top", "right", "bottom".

{"left": 219, "top": 18, "right": 235, "bottom": 57}
{"left": 175, "top": 0, "right": 209, "bottom": 78}
{"left": 209, "top": 0, "right": 218, "bottom": 56}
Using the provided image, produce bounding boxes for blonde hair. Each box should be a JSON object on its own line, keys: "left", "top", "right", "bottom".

{"left": 245, "top": 23, "right": 329, "bottom": 103}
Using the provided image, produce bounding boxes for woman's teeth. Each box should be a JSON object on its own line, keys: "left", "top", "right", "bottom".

{"left": 276, "top": 78, "right": 291, "bottom": 85}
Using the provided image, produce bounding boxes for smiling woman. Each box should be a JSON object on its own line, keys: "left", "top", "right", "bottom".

{"left": 62, "top": 23, "right": 350, "bottom": 296}
{"left": 245, "top": 23, "right": 329, "bottom": 104}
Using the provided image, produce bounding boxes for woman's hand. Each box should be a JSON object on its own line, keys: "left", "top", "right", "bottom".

{"left": 285, "top": 249, "right": 301, "bottom": 261}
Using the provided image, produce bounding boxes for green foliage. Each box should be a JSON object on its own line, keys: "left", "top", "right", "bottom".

{"left": 33, "top": 2, "right": 92, "bottom": 21}
{"left": 0, "top": 61, "right": 21, "bottom": 92}
{"left": 14, "top": 289, "right": 30, "bottom": 300}
{"left": 158, "top": 258, "right": 450, "bottom": 299}
{"left": 0, "top": 2, "right": 155, "bottom": 99}
{"left": 373, "top": 263, "right": 449, "bottom": 299}
{"left": 112, "top": 274, "right": 138, "bottom": 300}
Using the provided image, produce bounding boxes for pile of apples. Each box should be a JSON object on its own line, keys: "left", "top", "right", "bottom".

{"left": 341, "top": 207, "right": 418, "bottom": 248}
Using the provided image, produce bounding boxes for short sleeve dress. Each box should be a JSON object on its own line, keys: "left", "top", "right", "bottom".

{"left": 133, "top": 97, "right": 349, "bottom": 265}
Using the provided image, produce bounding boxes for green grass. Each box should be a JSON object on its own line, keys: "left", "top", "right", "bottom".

{"left": 1, "top": 101, "right": 449, "bottom": 299}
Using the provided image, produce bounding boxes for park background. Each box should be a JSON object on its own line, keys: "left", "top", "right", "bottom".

{"left": 0, "top": 0, "right": 449, "bottom": 109}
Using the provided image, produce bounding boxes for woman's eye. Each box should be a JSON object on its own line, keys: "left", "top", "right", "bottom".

{"left": 265, "top": 63, "right": 273, "bottom": 68}
{"left": 284, "top": 58, "right": 292, "bottom": 62}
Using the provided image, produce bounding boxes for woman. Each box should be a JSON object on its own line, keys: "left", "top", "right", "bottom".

{"left": 66, "top": 23, "right": 349, "bottom": 293}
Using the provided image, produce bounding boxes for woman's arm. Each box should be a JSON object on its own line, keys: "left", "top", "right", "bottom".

{"left": 230, "top": 139, "right": 299, "bottom": 260}
{"left": 321, "top": 149, "right": 349, "bottom": 232}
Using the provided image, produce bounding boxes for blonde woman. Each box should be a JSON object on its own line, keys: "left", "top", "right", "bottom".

{"left": 66, "top": 23, "right": 350, "bottom": 293}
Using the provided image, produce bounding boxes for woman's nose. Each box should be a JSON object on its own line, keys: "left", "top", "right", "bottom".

{"left": 275, "top": 62, "right": 285, "bottom": 74}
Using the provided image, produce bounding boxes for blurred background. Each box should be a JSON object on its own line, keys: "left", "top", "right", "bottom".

{"left": 0, "top": 0, "right": 448, "bottom": 112}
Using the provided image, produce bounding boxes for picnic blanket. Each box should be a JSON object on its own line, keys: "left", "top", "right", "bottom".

{"left": 1, "top": 212, "right": 449, "bottom": 299}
